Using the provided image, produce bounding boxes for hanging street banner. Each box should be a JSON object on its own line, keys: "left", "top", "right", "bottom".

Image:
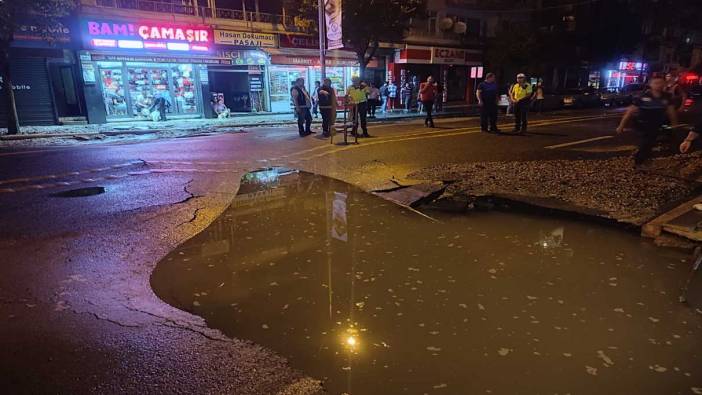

{"left": 214, "top": 30, "right": 277, "bottom": 48}
{"left": 325, "top": 0, "right": 343, "bottom": 50}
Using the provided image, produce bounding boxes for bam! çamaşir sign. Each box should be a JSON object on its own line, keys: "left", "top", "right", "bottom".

{"left": 214, "top": 30, "right": 276, "bottom": 48}
{"left": 82, "top": 19, "right": 213, "bottom": 52}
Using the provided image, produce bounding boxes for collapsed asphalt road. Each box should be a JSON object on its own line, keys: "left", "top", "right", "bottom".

{"left": 3, "top": 108, "right": 698, "bottom": 393}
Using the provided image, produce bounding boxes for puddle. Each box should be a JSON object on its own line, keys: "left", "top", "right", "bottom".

{"left": 152, "top": 169, "right": 702, "bottom": 394}
{"left": 50, "top": 186, "right": 105, "bottom": 197}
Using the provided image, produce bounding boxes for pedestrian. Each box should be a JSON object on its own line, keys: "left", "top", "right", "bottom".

{"left": 616, "top": 75, "right": 678, "bottom": 166}
{"left": 411, "top": 76, "right": 420, "bottom": 112}
{"left": 346, "top": 76, "right": 370, "bottom": 137}
{"left": 419, "top": 75, "right": 438, "bottom": 128}
{"left": 533, "top": 80, "right": 545, "bottom": 114}
{"left": 149, "top": 91, "right": 171, "bottom": 121}
{"left": 509, "top": 73, "right": 533, "bottom": 134}
{"left": 435, "top": 81, "right": 444, "bottom": 113}
{"left": 665, "top": 73, "right": 687, "bottom": 112}
{"left": 317, "top": 78, "right": 337, "bottom": 137}
{"left": 387, "top": 80, "right": 398, "bottom": 112}
{"left": 379, "top": 81, "right": 389, "bottom": 114}
{"left": 312, "top": 80, "right": 321, "bottom": 119}
{"left": 401, "top": 82, "right": 412, "bottom": 113}
{"left": 291, "top": 77, "right": 313, "bottom": 137}
{"left": 476, "top": 72, "right": 500, "bottom": 133}
{"left": 367, "top": 82, "right": 381, "bottom": 118}
{"left": 212, "top": 97, "right": 231, "bottom": 119}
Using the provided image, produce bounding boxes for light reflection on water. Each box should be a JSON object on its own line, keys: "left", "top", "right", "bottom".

{"left": 152, "top": 169, "right": 702, "bottom": 394}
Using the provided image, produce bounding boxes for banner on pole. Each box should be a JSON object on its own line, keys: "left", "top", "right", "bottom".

{"left": 325, "top": 0, "right": 343, "bottom": 50}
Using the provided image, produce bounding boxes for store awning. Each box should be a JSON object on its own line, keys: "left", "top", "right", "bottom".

{"left": 264, "top": 47, "right": 359, "bottom": 67}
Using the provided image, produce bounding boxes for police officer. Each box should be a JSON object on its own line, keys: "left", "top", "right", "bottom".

{"left": 509, "top": 73, "right": 533, "bottom": 134}
{"left": 616, "top": 75, "right": 678, "bottom": 166}
{"left": 346, "top": 77, "right": 370, "bottom": 137}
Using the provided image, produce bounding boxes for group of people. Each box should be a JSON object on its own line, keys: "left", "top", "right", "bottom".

{"left": 476, "top": 72, "right": 543, "bottom": 134}
{"left": 291, "top": 75, "right": 444, "bottom": 138}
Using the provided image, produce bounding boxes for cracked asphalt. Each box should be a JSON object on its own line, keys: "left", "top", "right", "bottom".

{"left": 1, "top": 108, "right": 694, "bottom": 393}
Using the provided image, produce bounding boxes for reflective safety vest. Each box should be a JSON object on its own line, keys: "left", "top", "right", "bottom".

{"left": 510, "top": 83, "right": 533, "bottom": 102}
{"left": 347, "top": 85, "right": 368, "bottom": 104}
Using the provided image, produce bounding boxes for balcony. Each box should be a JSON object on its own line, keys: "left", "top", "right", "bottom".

{"left": 93, "top": 0, "right": 311, "bottom": 32}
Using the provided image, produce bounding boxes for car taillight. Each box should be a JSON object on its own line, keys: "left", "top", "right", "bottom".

{"left": 684, "top": 98, "right": 694, "bottom": 107}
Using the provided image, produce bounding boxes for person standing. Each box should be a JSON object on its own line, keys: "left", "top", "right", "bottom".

{"left": 387, "top": 80, "right": 398, "bottom": 112}
{"left": 616, "top": 75, "right": 678, "bottom": 166}
{"left": 291, "top": 77, "right": 313, "bottom": 137}
{"left": 476, "top": 72, "right": 500, "bottom": 133}
{"left": 401, "top": 82, "right": 412, "bottom": 113}
{"left": 317, "top": 78, "right": 336, "bottom": 137}
{"left": 346, "top": 76, "right": 370, "bottom": 137}
{"left": 379, "top": 81, "right": 389, "bottom": 114}
{"left": 509, "top": 73, "right": 533, "bottom": 134}
{"left": 312, "top": 80, "right": 321, "bottom": 119}
{"left": 419, "top": 76, "right": 438, "bottom": 128}
{"left": 533, "top": 81, "right": 545, "bottom": 114}
{"left": 411, "top": 76, "right": 420, "bottom": 113}
{"left": 435, "top": 81, "right": 444, "bottom": 113}
{"left": 367, "top": 82, "right": 381, "bottom": 118}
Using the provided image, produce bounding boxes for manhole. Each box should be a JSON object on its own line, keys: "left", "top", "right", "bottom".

{"left": 50, "top": 186, "right": 105, "bottom": 198}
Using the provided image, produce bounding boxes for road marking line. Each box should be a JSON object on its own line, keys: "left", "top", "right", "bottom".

{"left": 544, "top": 136, "right": 615, "bottom": 149}
{"left": 0, "top": 160, "right": 143, "bottom": 186}
{"left": 280, "top": 114, "right": 617, "bottom": 159}
{"left": 297, "top": 115, "right": 620, "bottom": 161}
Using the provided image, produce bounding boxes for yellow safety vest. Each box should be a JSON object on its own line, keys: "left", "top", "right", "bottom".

{"left": 511, "top": 83, "right": 533, "bottom": 101}
{"left": 347, "top": 86, "right": 368, "bottom": 104}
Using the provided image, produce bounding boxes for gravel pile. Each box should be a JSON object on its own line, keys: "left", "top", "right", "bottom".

{"left": 412, "top": 154, "right": 702, "bottom": 225}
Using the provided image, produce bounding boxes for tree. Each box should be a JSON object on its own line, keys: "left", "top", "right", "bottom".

{"left": 0, "top": 0, "right": 76, "bottom": 134}
{"left": 284, "top": 0, "right": 425, "bottom": 76}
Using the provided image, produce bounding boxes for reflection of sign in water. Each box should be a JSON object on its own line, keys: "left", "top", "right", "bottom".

{"left": 331, "top": 192, "right": 348, "bottom": 242}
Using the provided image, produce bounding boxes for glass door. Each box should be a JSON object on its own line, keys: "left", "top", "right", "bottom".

{"left": 269, "top": 66, "right": 308, "bottom": 112}
{"left": 171, "top": 64, "right": 199, "bottom": 114}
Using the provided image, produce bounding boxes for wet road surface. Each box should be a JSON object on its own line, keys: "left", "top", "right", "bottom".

{"left": 153, "top": 169, "right": 702, "bottom": 394}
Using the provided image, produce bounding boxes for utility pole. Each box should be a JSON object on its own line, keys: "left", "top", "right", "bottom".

{"left": 318, "top": 0, "right": 326, "bottom": 80}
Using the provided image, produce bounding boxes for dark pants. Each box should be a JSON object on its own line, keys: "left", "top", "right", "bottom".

{"left": 403, "top": 95, "right": 411, "bottom": 111}
{"left": 368, "top": 100, "right": 378, "bottom": 117}
{"left": 423, "top": 100, "right": 434, "bottom": 127}
{"left": 296, "top": 108, "right": 312, "bottom": 136}
{"left": 480, "top": 103, "right": 498, "bottom": 131}
{"left": 635, "top": 127, "right": 662, "bottom": 165}
{"left": 320, "top": 108, "right": 333, "bottom": 136}
{"left": 352, "top": 102, "right": 368, "bottom": 135}
{"left": 514, "top": 100, "right": 529, "bottom": 132}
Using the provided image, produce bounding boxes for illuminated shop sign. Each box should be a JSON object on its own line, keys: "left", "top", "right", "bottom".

{"left": 618, "top": 61, "right": 647, "bottom": 71}
{"left": 82, "top": 19, "right": 212, "bottom": 52}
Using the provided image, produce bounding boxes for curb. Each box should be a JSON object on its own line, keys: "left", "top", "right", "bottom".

{"left": 0, "top": 111, "right": 479, "bottom": 142}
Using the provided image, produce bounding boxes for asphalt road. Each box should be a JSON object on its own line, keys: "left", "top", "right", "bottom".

{"left": 0, "top": 108, "right": 676, "bottom": 393}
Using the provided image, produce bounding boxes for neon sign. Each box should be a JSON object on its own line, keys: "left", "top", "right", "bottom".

{"left": 82, "top": 19, "right": 212, "bottom": 52}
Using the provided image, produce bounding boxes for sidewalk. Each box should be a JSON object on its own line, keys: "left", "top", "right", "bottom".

{"left": 0, "top": 104, "right": 477, "bottom": 143}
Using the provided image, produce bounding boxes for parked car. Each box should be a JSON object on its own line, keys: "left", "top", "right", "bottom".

{"left": 598, "top": 88, "right": 626, "bottom": 107}
{"left": 681, "top": 83, "right": 702, "bottom": 122}
{"left": 559, "top": 87, "right": 601, "bottom": 108}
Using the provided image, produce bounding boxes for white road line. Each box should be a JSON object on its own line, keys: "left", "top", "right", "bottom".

{"left": 544, "top": 135, "right": 615, "bottom": 150}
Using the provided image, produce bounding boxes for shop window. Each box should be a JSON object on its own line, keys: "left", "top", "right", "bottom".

{"left": 127, "top": 67, "right": 170, "bottom": 117}
{"left": 100, "top": 67, "right": 128, "bottom": 117}
{"left": 172, "top": 64, "right": 198, "bottom": 114}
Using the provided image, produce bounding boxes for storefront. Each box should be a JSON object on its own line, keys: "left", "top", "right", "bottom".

{"left": 268, "top": 36, "right": 359, "bottom": 113}
{"left": 0, "top": 17, "right": 82, "bottom": 126}
{"left": 603, "top": 61, "right": 648, "bottom": 89}
{"left": 210, "top": 49, "right": 269, "bottom": 112}
{"left": 79, "top": 18, "right": 229, "bottom": 123}
{"left": 389, "top": 45, "right": 482, "bottom": 105}
{"left": 210, "top": 29, "right": 276, "bottom": 113}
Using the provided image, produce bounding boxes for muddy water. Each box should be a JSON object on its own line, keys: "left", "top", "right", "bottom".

{"left": 152, "top": 169, "right": 702, "bottom": 394}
